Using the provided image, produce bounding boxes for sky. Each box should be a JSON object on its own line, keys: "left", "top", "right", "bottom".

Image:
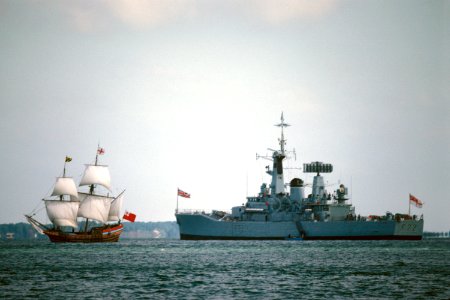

{"left": 0, "top": 0, "right": 448, "bottom": 231}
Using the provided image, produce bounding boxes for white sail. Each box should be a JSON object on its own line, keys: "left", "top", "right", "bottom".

{"left": 79, "top": 165, "right": 111, "bottom": 190}
{"left": 51, "top": 177, "right": 78, "bottom": 199}
{"left": 108, "top": 192, "right": 124, "bottom": 222}
{"left": 72, "top": 192, "right": 88, "bottom": 202}
{"left": 45, "top": 200, "right": 79, "bottom": 228}
{"left": 77, "top": 194, "right": 112, "bottom": 224}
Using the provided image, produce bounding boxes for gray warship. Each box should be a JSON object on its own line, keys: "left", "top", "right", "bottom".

{"left": 175, "top": 114, "right": 424, "bottom": 240}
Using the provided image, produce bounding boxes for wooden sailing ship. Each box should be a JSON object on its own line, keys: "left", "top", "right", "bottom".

{"left": 26, "top": 147, "right": 125, "bottom": 243}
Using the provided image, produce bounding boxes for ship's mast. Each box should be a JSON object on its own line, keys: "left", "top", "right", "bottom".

{"left": 89, "top": 149, "right": 99, "bottom": 195}
{"left": 276, "top": 112, "right": 289, "bottom": 156}
{"left": 85, "top": 147, "right": 100, "bottom": 232}
{"left": 60, "top": 159, "right": 67, "bottom": 201}
{"left": 270, "top": 113, "right": 290, "bottom": 196}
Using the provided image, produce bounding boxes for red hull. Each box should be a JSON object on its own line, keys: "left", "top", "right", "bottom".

{"left": 44, "top": 224, "right": 124, "bottom": 243}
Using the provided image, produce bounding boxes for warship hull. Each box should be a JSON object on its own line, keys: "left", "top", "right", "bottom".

{"left": 176, "top": 214, "right": 423, "bottom": 240}
{"left": 298, "top": 219, "right": 423, "bottom": 240}
{"left": 177, "top": 213, "right": 297, "bottom": 240}
{"left": 43, "top": 224, "right": 124, "bottom": 243}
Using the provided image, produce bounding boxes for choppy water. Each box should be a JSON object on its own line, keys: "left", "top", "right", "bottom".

{"left": 1, "top": 239, "right": 449, "bottom": 299}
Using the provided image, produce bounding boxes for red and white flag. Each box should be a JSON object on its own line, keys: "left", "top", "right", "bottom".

{"left": 97, "top": 147, "right": 105, "bottom": 155}
{"left": 409, "top": 194, "right": 423, "bottom": 208}
{"left": 123, "top": 211, "right": 136, "bottom": 222}
{"left": 178, "top": 188, "right": 190, "bottom": 198}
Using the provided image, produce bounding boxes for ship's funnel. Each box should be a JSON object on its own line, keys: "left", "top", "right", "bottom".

{"left": 312, "top": 175, "right": 325, "bottom": 202}
{"left": 290, "top": 178, "right": 304, "bottom": 201}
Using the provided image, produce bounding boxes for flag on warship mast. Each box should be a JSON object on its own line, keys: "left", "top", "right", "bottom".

{"left": 178, "top": 189, "right": 191, "bottom": 198}
{"left": 409, "top": 194, "right": 423, "bottom": 208}
{"left": 176, "top": 188, "right": 190, "bottom": 214}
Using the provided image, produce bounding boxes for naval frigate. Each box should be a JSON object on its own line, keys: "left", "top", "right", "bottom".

{"left": 175, "top": 114, "right": 424, "bottom": 240}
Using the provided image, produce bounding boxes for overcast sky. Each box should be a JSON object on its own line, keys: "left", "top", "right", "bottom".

{"left": 0, "top": 0, "right": 448, "bottom": 231}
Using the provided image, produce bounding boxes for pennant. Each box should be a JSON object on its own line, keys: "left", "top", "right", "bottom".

{"left": 65, "top": 156, "right": 72, "bottom": 162}
{"left": 178, "top": 188, "right": 191, "bottom": 198}
{"left": 123, "top": 211, "right": 136, "bottom": 222}
{"left": 97, "top": 147, "right": 105, "bottom": 155}
{"left": 409, "top": 194, "right": 423, "bottom": 208}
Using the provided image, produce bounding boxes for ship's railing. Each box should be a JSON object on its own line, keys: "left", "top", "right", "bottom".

{"left": 177, "top": 209, "right": 212, "bottom": 215}
{"left": 176, "top": 209, "right": 231, "bottom": 215}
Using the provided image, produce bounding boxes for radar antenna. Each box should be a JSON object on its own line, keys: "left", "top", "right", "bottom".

{"left": 275, "top": 112, "right": 290, "bottom": 155}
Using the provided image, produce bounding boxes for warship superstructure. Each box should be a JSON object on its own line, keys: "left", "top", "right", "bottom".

{"left": 176, "top": 114, "right": 424, "bottom": 240}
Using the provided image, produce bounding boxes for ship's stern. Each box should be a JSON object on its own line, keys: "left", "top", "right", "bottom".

{"left": 394, "top": 219, "right": 424, "bottom": 240}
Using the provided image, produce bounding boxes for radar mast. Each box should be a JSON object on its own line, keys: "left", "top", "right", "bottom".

{"left": 275, "top": 112, "right": 290, "bottom": 155}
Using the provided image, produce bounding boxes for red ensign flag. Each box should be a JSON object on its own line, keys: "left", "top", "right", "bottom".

{"left": 178, "top": 189, "right": 191, "bottom": 198}
{"left": 409, "top": 194, "right": 423, "bottom": 208}
{"left": 123, "top": 211, "right": 136, "bottom": 222}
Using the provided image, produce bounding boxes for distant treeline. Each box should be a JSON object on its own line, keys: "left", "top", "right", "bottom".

{"left": 0, "top": 221, "right": 180, "bottom": 240}
{"left": 423, "top": 231, "right": 450, "bottom": 238}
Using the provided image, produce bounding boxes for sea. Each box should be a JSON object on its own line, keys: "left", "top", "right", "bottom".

{"left": 1, "top": 239, "right": 449, "bottom": 299}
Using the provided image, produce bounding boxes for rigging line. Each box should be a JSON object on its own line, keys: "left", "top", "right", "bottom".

{"left": 43, "top": 181, "right": 54, "bottom": 199}
{"left": 30, "top": 183, "right": 52, "bottom": 214}
{"left": 111, "top": 189, "right": 126, "bottom": 203}
{"left": 30, "top": 199, "right": 42, "bottom": 215}
{"left": 29, "top": 205, "right": 45, "bottom": 218}
{"left": 31, "top": 167, "right": 62, "bottom": 215}
{"left": 33, "top": 206, "right": 45, "bottom": 217}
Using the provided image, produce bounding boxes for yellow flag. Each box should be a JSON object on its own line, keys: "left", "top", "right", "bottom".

{"left": 65, "top": 156, "right": 72, "bottom": 162}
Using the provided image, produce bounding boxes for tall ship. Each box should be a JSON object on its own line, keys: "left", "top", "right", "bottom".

{"left": 26, "top": 147, "right": 125, "bottom": 243}
{"left": 176, "top": 114, "right": 424, "bottom": 240}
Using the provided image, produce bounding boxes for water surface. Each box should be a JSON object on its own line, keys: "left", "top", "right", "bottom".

{"left": 1, "top": 239, "right": 449, "bottom": 299}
